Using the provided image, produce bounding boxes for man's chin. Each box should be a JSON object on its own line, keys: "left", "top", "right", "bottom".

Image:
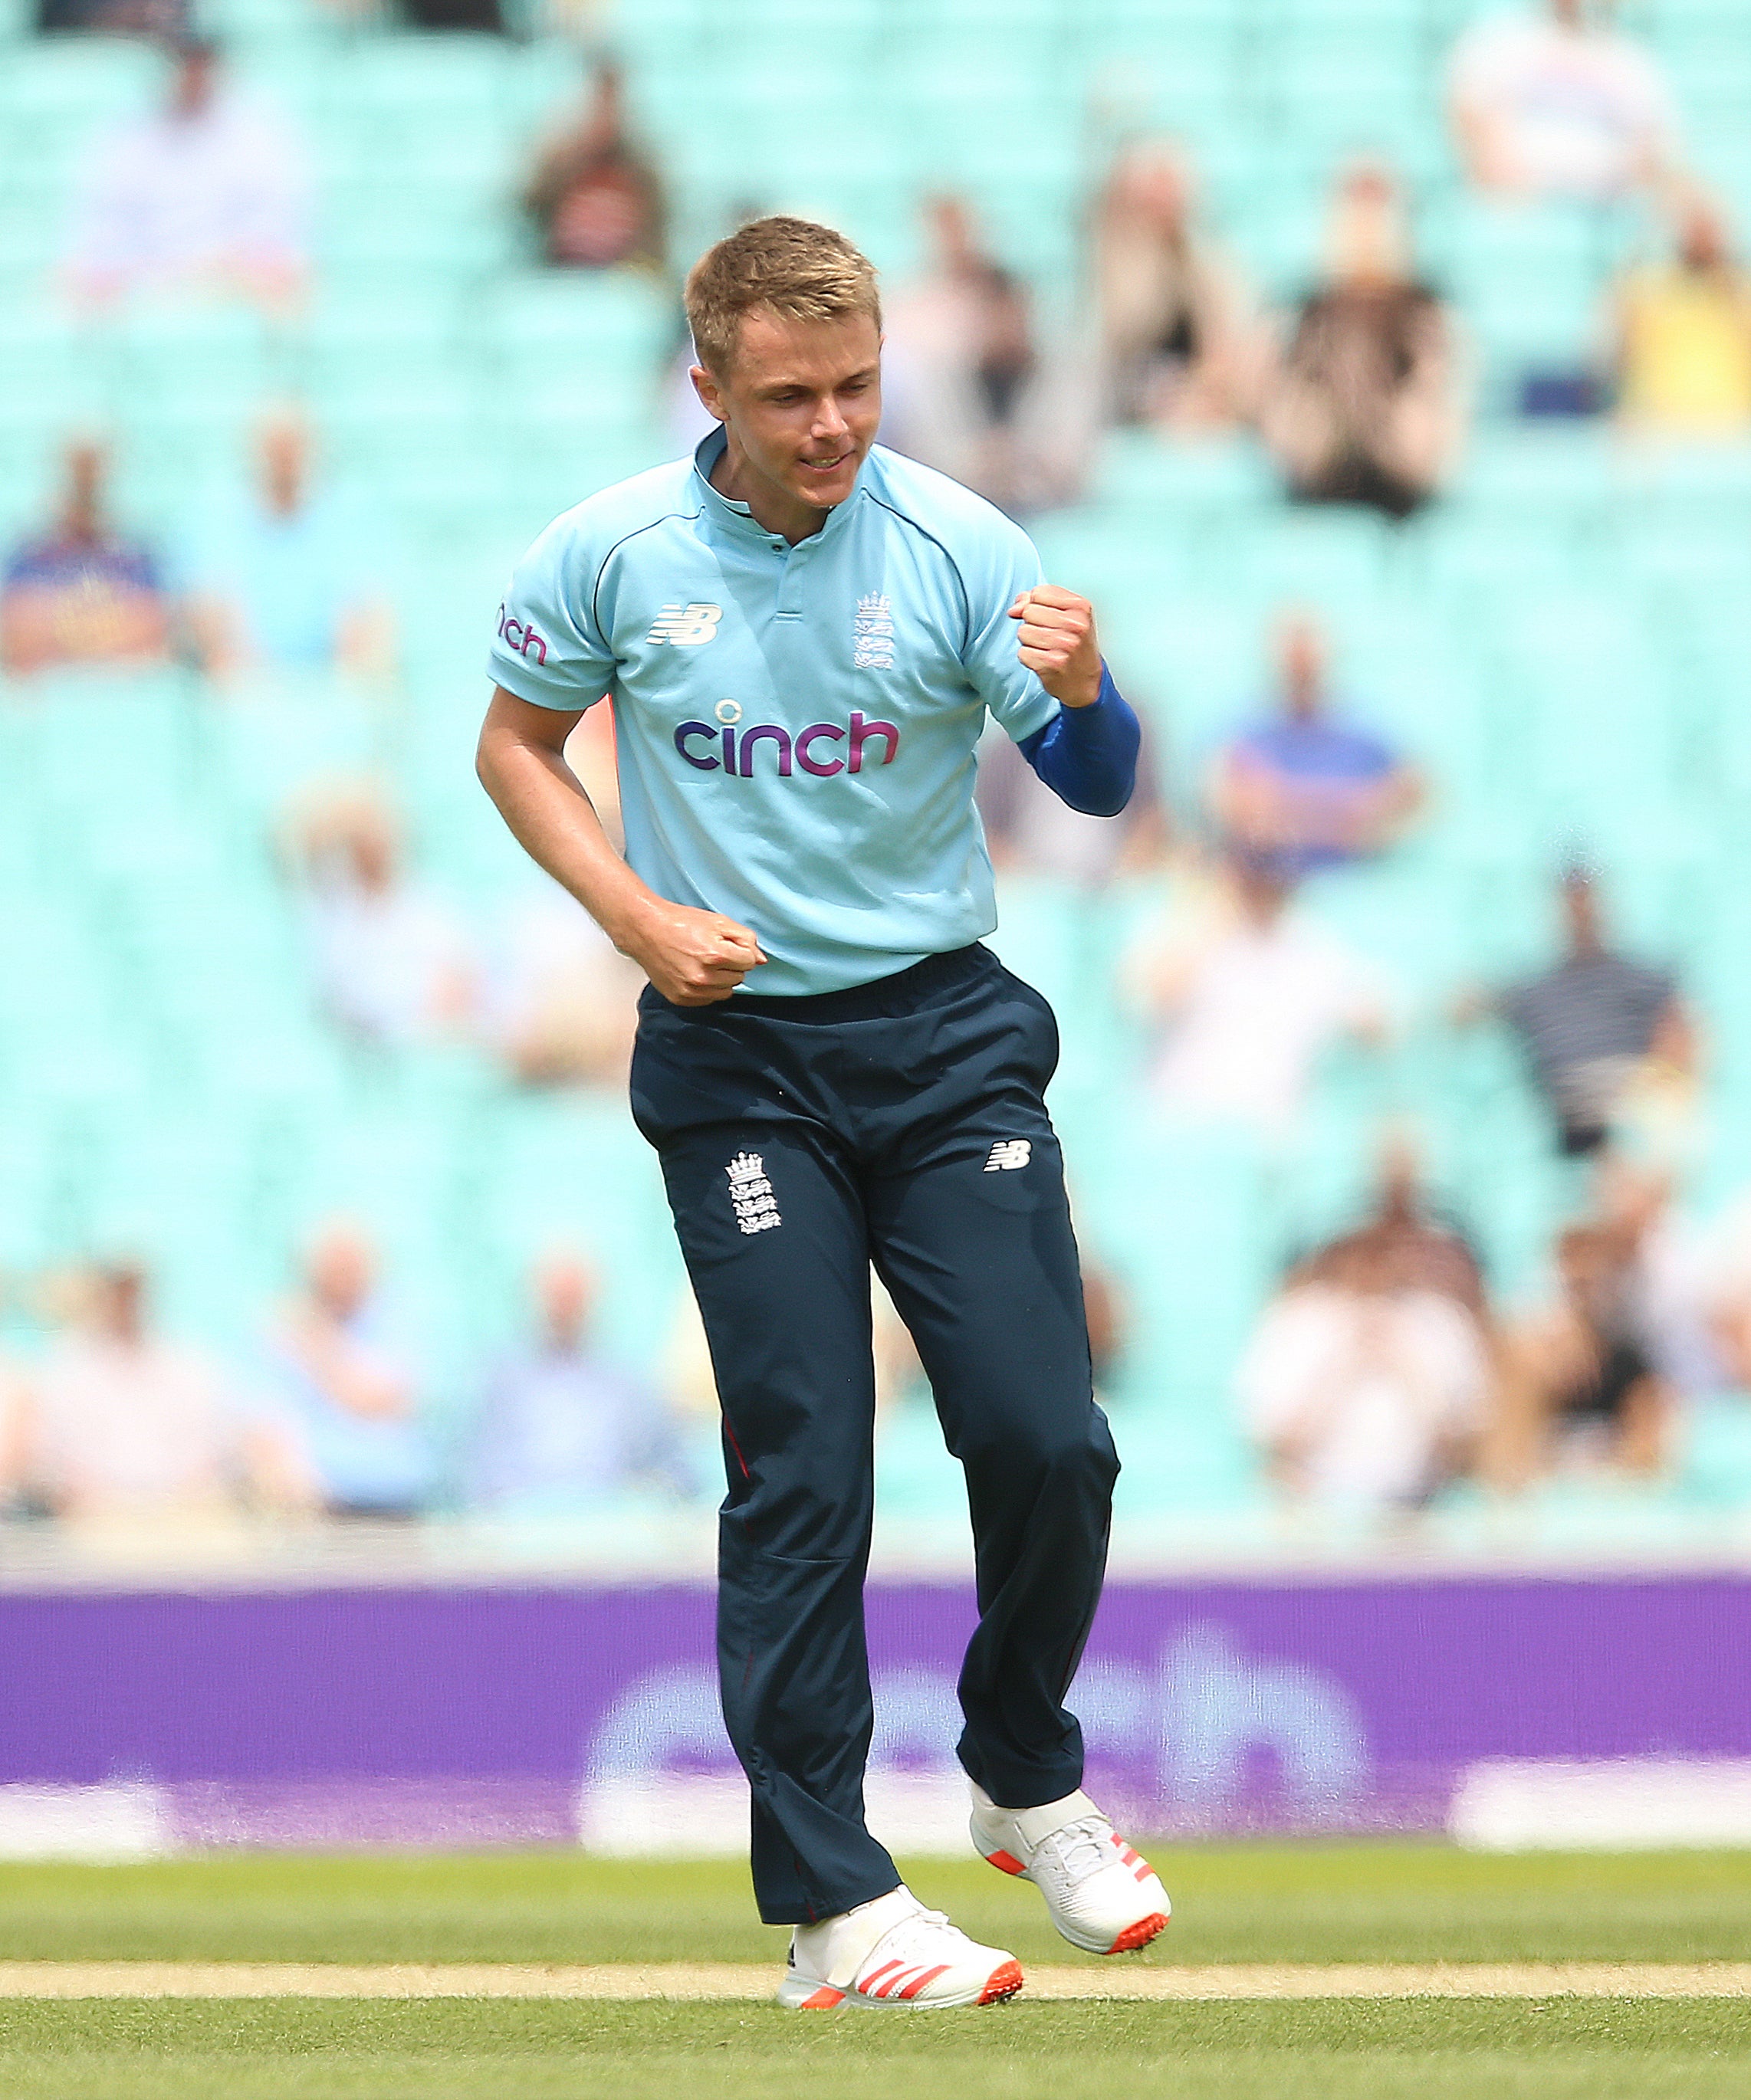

{"left": 791, "top": 459, "right": 860, "bottom": 508}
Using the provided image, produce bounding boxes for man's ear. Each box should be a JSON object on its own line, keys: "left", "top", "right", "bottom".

{"left": 689, "top": 363, "right": 728, "bottom": 424}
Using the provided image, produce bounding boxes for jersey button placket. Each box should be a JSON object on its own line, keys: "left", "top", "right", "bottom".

{"left": 776, "top": 539, "right": 808, "bottom": 621}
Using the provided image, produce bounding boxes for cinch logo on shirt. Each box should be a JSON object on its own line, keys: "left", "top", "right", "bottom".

{"left": 646, "top": 602, "right": 723, "bottom": 646}
{"left": 497, "top": 603, "right": 549, "bottom": 664}
{"left": 674, "top": 712, "right": 901, "bottom": 779}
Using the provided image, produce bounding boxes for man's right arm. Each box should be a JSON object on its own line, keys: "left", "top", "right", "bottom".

{"left": 475, "top": 687, "right": 764, "bottom": 1006}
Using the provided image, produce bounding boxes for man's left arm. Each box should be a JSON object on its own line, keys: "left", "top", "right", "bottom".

{"left": 1007, "top": 583, "right": 1140, "bottom": 818}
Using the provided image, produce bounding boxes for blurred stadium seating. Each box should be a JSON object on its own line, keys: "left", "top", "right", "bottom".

{"left": 3, "top": 0, "right": 1751, "bottom": 1554}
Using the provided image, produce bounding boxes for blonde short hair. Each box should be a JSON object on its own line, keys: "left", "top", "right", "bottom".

{"left": 685, "top": 215, "right": 881, "bottom": 375}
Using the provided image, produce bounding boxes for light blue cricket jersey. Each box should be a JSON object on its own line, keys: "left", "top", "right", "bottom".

{"left": 487, "top": 429, "right": 1059, "bottom": 996}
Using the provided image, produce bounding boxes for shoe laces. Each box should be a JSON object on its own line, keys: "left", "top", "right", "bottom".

{"left": 872, "top": 1905, "right": 954, "bottom": 1964}
{"left": 1034, "top": 1813, "right": 1118, "bottom": 1885}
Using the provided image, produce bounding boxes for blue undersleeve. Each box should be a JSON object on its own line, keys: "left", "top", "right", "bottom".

{"left": 1015, "top": 663, "right": 1140, "bottom": 816}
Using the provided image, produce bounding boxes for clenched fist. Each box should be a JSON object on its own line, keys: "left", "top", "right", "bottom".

{"left": 1008, "top": 583, "right": 1102, "bottom": 710}
{"left": 619, "top": 897, "right": 767, "bottom": 1006}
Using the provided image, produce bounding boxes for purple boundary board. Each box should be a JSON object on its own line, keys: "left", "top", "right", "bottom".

{"left": 4, "top": 1575, "right": 1748, "bottom": 1844}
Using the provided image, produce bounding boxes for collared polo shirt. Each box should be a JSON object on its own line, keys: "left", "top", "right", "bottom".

{"left": 488, "top": 431, "right": 1059, "bottom": 996}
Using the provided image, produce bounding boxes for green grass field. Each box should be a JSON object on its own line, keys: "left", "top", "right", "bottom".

{"left": 4, "top": 1846, "right": 1750, "bottom": 2098}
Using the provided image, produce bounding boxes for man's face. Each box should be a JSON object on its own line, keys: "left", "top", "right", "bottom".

{"left": 694, "top": 308, "right": 882, "bottom": 519}
{"left": 1277, "top": 615, "right": 1326, "bottom": 717}
{"left": 309, "top": 1229, "right": 373, "bottom": 1318}
{"left": 64, "top": 443, "right": 104, "bottom": 536}
{"left": 538, "top": 1259, "right": 592, "bottom": 1345}
{"left": 1563, "top": 875, "right": 1602, "bottom": 952}
{"left": 258, "top": 422, "right": 307, "bottom": 513}
{"left": 100, "top": 1267, "right": 146, "bottom": 1344}
{"left": 171, "top": 51, "right": 217, "bottom": 120}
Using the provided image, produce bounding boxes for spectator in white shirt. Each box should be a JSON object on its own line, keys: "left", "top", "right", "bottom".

{"left": 287, "top": 786, "right": 475, "bottom": 1052}
{"left": 1447, "top": 1, "right": 1677, "bottom": 203}
{"left": 64, "top": 36, "right": 311, "bottom": 313}
{"left": 1239, "top": 1236, "right": 1491, "bottom": 1514}
{"left": 1125, "top": 857, "right": 1389, "bottom": 1144}
{"left": 24, "top": 1262, "right": 303, "bottom": 1524}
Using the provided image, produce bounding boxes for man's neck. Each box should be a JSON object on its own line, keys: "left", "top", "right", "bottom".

{"left": 710, "top": 432, "right": 828, "bottom": 546}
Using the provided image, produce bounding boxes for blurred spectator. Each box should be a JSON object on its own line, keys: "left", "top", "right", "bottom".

{"left": 64, "top": 37, "right": 310, "bottom": 314}
{"left": 1, "top": 438, "right": 171, "bottom": 678}
{"left": 1091, "top": 139, "right": 1260, "bottom": 431}
{"left": 467, "top": 1252, "right": 686, "bottom": 1513}
{"left": 399, "top": 0, "right": 505, "bottom": 28}
{"left": 182, "top": 410, "right": 396, "bottom": 684}
{"left": 0, "top": 1356, "right": 28, "bottom": 1516}
{"left": 1694, "top": 1186, "right": 1751, "bottom": 1394}
{"left": 1594, "top": 1159, "right": 1726, "bottom": 1402}
{"left": 1260, "top": 162, "right": 1461, "bottom": 521}
{"left": 1448, "top": 0, "right": 1677, "bottom": 203}
{"left": 37, "top": 0, "right": 186, "bottom": 31}
{"left": 1613, "top": 192, "right": 1751, "bottom": 436}
{"left": 521, "top": 64, "right": 666, "bottom": 274}
{"left": 883, "top": 196, "right": 1046, "bottom": 512}
{"left": 1461, "top": 868, "right": 1694, "bottom": 1159}
{"left": 287, "top": 787, "right": 475, "bottom": 1052}
{"left": 1309, "top": 1129, "right": 1490, "bottom": 1324}
{"left": 1238, "top": 1235, "right": 1491, "bottom": 1514}
{"left": 1207, "top": 609, "right": 1425, "bottom": 882}
{"left": 263, "top": 1221, "right": 434, "bottom": 1519}
{"left": 487, "top": 877, "right": 642, "bottom": 1088}
{"left": 1499, "top": 1221, "right": 1671, "bottom": 1481}
{"left": 1126, "top": 858, "right": 1390, "bottom": 1144}
{"left": 23, "top": 1262, "right": 303, "bottom": 1524}
{"left": 977, "top": 717, "right": 1168, "bottom": 884}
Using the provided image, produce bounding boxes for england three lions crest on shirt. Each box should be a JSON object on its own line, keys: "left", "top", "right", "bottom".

{"left": 853, "top": 592, "right": 895, "bottom": 670}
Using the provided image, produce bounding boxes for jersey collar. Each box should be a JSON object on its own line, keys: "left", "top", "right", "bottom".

{"left": 690, "top": 426, "right": 868, "bottom": 550}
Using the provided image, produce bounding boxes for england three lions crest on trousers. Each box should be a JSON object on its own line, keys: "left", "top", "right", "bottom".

{"left": 727, "top": 1152, "right": 783, "bottom": 1233}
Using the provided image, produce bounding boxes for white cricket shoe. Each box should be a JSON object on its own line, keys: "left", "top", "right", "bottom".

{"left": 970, "top": 1783, "right": 1171, "bottom": 1955}
{"left": 776, "top": 1885, "right": 1024, "bottom": 2010}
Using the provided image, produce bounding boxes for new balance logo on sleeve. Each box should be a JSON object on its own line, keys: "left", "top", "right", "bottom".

{"left": 647, "top": 602, "right": 724, "bottom": 645}
{"left": 728, "top": 1152, "right": 783, "bottom": 1234}
{"left": 984, "top": 1140, "right": 1032, "bottom": 1172}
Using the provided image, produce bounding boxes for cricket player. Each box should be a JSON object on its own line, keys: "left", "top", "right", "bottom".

{"left": 478, "top": 217, "right": 1168, "bottom": 2009}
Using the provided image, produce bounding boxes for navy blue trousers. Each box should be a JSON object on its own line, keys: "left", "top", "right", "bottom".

{"left": 630, "top": 943, "right": 1119, "bottom": 1924}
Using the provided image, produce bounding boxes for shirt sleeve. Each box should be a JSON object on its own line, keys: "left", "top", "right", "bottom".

{"left": 956, "top": 510, "right": 1058, "bottom": 743}
{"left": 1015, "top": 663, "right": 1140, "bottom": 816}
{"left": 487, "top": 510, "right": 617, "bottom": 711}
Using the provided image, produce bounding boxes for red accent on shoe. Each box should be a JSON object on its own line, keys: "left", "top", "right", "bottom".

{"left": 983, "top": 1848, "right": 1027, "bottom": 1875}
{"left": 859, "top": 1959, "right": 904, "bottom": 1994}
{"left": 977, "top": 1959, "right": 1025, "bottom": 2003}
{"left": 897, "top": 1963, "right": 951, "bottom": 2000}
{"left": 1105, "top": 1912, "right": 1169, "bottom": 1955}
{"left": 797, "top": 1985, "right": 845, "bottom": 2008}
